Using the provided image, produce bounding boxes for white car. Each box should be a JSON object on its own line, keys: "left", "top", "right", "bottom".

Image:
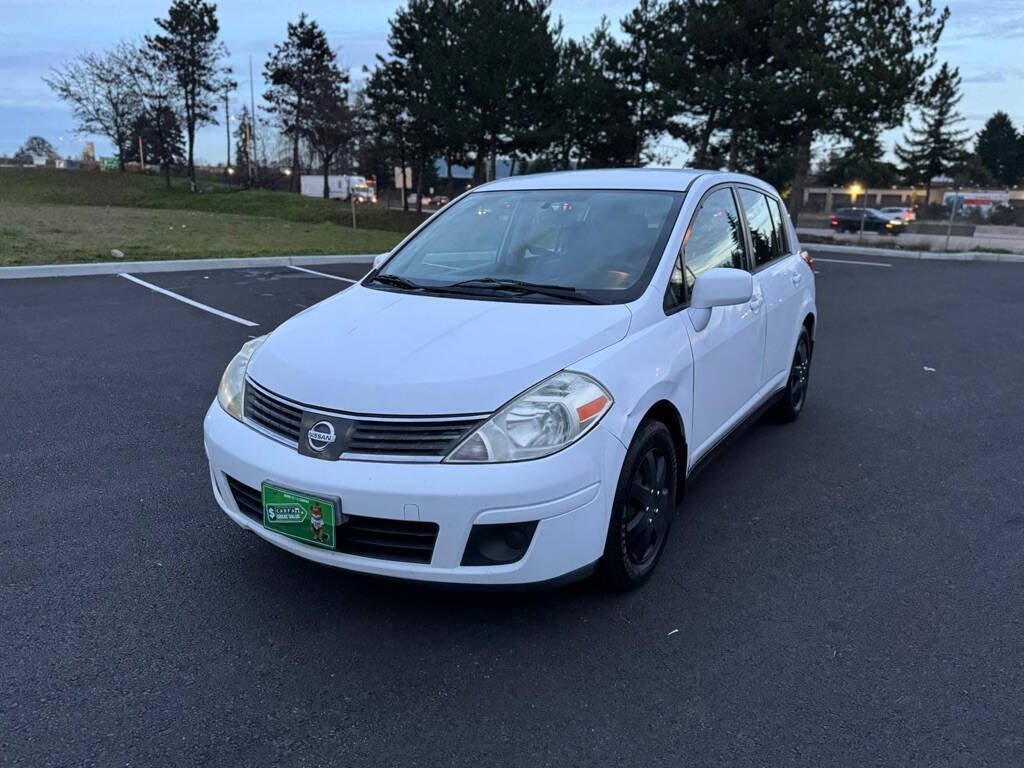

{"left": 204, "top": 169, "right": 817, "bottom": 589}
{"left": 879, "top": 206, "right": 916, "bottom": 223}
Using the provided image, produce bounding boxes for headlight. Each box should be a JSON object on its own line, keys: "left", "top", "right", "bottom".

{"left": 445, "top": 371, "right": 612, "bottom": 463}
{"left": 216, "top": 335, "right": 267, "bottom": 421}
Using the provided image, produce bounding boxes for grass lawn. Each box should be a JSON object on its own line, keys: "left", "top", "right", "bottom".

{"left": 0, "top": 204, "right": 404, "bottom": 266}
{"left": 0, "top": 168, "right": 420, "bottom": 266}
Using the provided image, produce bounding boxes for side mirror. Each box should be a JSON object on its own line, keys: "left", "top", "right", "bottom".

{"left": 372, "top": 252, "right": 389, "bottom": 270}
{"left": 689, "top": 268, "right": 752, "bottom": 309}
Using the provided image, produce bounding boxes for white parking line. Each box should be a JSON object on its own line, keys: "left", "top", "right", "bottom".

{"left": 288, "top": 265, "right": 357, "bottom": 282}
{"left": 814, "top": 257, "right": 892, "bottom": 268}
{"left": 118, "top": 273, "right": 259, "bottom": 327}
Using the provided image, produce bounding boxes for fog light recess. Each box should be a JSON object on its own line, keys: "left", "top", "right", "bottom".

{"left": 461, "top": 521, "right": 539, "bottom": 566}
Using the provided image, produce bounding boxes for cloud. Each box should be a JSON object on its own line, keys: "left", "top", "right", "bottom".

{"left": 961, "top": 69, "right": 1024, "bottom": 84}
{"left": 947, "top": 0, "right": 1024, "bottom": 40}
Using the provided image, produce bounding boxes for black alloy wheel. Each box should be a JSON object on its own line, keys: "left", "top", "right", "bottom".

{"left": 600, "top": 419, "right": 678, "bottom": 589}
{"left": 624, "top": 447, "right": 672, "bottom": 566}
{"left": 772, "top": 327, "right": 812, "bottom": 422}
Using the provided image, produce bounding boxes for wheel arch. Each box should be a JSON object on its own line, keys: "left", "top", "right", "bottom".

{"left": 639, "top": 399, "right": 687, "bottom": 502}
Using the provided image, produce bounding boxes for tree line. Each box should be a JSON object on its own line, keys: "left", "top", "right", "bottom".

{"left": 42, "top": 0, "right": 1024, "bottom": 221}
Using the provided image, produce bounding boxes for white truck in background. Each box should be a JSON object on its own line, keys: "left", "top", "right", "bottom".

{"left": 299, "top": 174, "right": 375, "bottom": 203}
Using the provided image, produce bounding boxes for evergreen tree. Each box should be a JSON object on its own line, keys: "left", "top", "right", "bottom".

{"left": 233, "top": 104, "right": 253, "bottom": 183}
{"left": 605, "top": 0, "right": 675, "bottom": 166}
{"left": 817, "top": 133, "right": 900, "bottom": 188}
{"left": 975, "top": 111, "right": 1022, "bottom": 187}
{"left": 895, "top": 63, "right": 970, "bottom": 202}
{"left": 304, "top": 71, "right": 354, "bottom": 199}
{"left": 147, "top": 0, "right": 229, "bottom": 190}
{"left": 661, "top": 0, "right": 779, "bottom": 171}
{"left": 381, "top": 0, "right": 456, "bottom": 208}
{"left": 456, "top": 0, "right": 558, "bottom": 183}
{"left": 124, "top": 107, "right": 184, "bottom": 173}
{"left": 131, "top": 43, "right": 184, "bottom": 188}
{"left": 544, "top": 26, "right": 632, "bottom": 170}
{"left": 361, "top": 63, "right": 413, "bottom": 208}
{"left": 264, "top": 14, "right": 343, "bottom": 192}
{"left": 769, "top": 0, "right": 947, "bottom": 222}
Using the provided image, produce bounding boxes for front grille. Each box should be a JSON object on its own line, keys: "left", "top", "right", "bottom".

{"left": 244, "top": 378, "right": 481, "bottom": 458}
{"left": 224, "top": 476, "right": 439, "bottom": 565}
{"left": 337, "top": 515, "right": 438, "bottom": 564}
{"left": 244, "top": 382, "right": 302, "bottom": 443}
{"left": 344, "top": 419, "right": 478, "bottom": 456}
{"left": 225, "top": 475, "right": 262, "bottom": 523}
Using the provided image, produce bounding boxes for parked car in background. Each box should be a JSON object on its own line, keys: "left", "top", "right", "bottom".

{"left": 205, "top": 169, "right": 816, "bottom": 589}
{"left": 830, "top": 207, "right": 905, "bottom": 235}
{"left": 880, "top": 206, "right": 916, "bottom": 222}
{"left": 406, "top": 193, "right": 433, "bottom": 206}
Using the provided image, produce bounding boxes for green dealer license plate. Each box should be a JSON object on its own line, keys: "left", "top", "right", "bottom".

{"left": 261, "top": 483, "right": 338, "bottom": 549}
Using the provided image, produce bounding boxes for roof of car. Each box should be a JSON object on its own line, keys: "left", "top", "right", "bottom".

{"left": 478, "top": 168, "right": 712, "bottom": 193}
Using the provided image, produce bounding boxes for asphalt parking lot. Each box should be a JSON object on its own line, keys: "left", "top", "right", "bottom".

{"left": 2, "top": 253, "right": 1023, "bottom": 767}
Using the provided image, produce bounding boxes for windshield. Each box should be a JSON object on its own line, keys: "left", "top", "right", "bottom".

{"left": 372, "top": 189, "right": 684, "bottom": 303}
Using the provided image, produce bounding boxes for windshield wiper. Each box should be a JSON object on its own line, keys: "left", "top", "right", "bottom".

{"left": 367, "top": 273, "right": 425, "bottom": 291}
{"left": 439, "top": 277, "right": 605, "bottom": 304}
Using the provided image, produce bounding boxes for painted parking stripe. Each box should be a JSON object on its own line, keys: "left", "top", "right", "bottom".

{"left": 118, "top": 273, "right": 259, "bottom": 327}
{"left": 287, "top": 265, "right": 357, "bottom": 282}
{"left": 814, "top": 257, "right": 892, "bottom": 268}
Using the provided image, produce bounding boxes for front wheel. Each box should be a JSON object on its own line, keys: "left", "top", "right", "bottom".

{"left": 772, "top": 327, "right": 812, "bottom": 422}
{"left": 599, "top": 420, "right": 679, "bottom": 590}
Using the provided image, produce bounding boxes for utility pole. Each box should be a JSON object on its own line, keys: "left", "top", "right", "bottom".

{"left": 249, "top": 55, "right": 258, "bottom": 182}
{"left": 944, "top": 187, "right": 958, "bottom": 253}
{"left": 223, "top": 88, "right": 231, "bottom": 180}
{"left": 246, "top": 121, "right": 253, "bottom": 186}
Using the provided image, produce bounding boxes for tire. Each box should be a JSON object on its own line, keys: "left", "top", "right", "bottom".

{"left": 599, "top": 420, "right": 679, "bottom": 590}
{"left": 772, "top": 327, "right": 812, "bottom": 422}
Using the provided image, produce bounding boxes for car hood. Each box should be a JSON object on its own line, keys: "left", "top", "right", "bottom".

{"left": 247, "top": 285, "right": 632, "bottom": 415}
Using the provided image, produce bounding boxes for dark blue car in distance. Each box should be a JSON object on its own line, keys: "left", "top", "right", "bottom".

{"left": 830, "top": 207, "right": 905, "bottom": 235}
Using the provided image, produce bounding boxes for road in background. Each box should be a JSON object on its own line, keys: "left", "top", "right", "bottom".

{"left": 2, "top": 253, "right": 1023, "bottom": 766}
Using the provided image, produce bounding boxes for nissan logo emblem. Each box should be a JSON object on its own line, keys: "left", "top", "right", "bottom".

{"left": 307, "top": 420, "right": 336, "bottom": 452}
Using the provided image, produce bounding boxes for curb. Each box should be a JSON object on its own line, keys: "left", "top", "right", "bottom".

{"left": 801, "top": 242, "right": 1024, "bottom": 263}
{"left": 0, "top": 253, "right": 378, "bottom": 280}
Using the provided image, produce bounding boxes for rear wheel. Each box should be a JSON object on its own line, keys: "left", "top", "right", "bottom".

{"left": 772, "top": 327, "right": 812, "bottom": 422}
{"left": 599, "top": 420, "right": 679, "bottom": 590}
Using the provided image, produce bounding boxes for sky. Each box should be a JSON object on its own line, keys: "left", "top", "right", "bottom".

{"left": 1, "top": 0, "right": 1022, "bottom": 166}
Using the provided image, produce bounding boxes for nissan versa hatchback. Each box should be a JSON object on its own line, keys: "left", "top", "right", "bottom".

{"left": 204, "top": 169, "right": 817, "bottom": 589}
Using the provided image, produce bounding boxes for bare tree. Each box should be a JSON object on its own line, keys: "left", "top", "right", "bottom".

{"left": 44, "top": 41, "right": 142, "bottom": 171}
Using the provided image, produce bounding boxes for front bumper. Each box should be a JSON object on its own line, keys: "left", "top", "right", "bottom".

{"left": 203, "top": 402, "right": 625, "bottom": 585}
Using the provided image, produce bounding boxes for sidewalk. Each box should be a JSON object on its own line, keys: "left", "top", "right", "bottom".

{"left": 796, "top": 226, "right": 1024, "bottom": 256}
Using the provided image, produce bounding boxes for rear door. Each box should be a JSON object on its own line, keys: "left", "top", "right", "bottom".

{"left": 737, "top": 187, "right": 804, "bottom": 387}
{"left": 667, "top": 186, "right": 765, "bottom": 457}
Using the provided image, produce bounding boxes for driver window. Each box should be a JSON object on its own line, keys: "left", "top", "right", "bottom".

{"left": 665, "top": 188, "right": 747, "bottom": 311}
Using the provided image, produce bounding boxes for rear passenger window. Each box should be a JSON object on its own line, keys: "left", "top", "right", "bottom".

{"left": 665, "top": 187, "right": 746, "bottom": 311}
{"left": 738, "top": 189, "right": 784, "bottom": 268}
{"left": 768, "top": 197, "right": 791, "bottom": 254}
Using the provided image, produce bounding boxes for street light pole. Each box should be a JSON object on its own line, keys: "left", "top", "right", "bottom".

{"left": 859, "top": 187, "right": 868, "bottom": 244}
{"left": 224, "top": 89, "right": 231, "bottom": 181}
{"left": 944, "top": 187, "right": 958, "bottom": 253}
